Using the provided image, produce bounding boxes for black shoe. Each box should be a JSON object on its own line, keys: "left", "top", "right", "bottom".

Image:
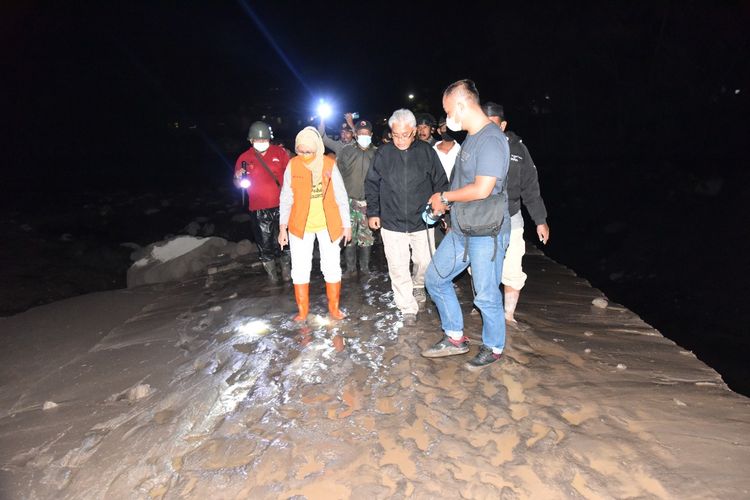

{"left": 421, "top": 335, "right": 470, "bottom": 358}
{"left": 402, "top": 313, "right": 417, "bottom": 326}
{"left": 466, "top": 345, "right": 502, "bottom": 370}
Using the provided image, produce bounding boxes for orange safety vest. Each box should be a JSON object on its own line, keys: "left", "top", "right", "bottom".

{"left": 287, "top": 156, "right": 343, "bottom": 241}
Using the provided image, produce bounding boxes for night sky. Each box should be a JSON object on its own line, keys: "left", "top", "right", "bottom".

{"left": 5, "top": 1, "right": 747, "bottom": 171}
{"left": 2, "top": 1, "right": 750, "bottom": 391}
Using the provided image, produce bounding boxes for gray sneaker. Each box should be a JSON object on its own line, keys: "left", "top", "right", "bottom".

{"left": 465, "top": 345, "right": 502, "bottom": 370}
{"left": 402, "top": 313, "right": 417, "bottom": 326}
{"left": 421, "top": 335, "right": 470, "bottom": 358}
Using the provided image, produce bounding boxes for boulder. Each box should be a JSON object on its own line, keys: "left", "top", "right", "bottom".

{"left": 126, "top": 236, "right": 231, "bottom": 288}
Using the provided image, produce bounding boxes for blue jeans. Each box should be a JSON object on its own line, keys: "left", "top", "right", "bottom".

{"left": 425, "top": 229, "right": 511, "bottom": 351}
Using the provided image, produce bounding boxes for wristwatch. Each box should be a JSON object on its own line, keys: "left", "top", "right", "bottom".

{"left": 440, "top": 192, "right": 451, "bottom": 206}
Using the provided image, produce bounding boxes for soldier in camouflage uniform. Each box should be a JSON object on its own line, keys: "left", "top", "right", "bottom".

{"left": 336, "top": 119, "right": 377, "bottom": 274}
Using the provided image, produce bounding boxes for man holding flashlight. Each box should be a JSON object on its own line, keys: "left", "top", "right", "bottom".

{"left": 234, "top": 121, "right": 290, "bottom": 282}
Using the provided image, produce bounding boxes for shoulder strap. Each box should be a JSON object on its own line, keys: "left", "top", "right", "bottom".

{"left": 253, "top": 150, "right": 281, "bottom": 188}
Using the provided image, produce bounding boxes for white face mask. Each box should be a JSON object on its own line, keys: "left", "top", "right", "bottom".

{"left": 253, "top": 141, "right": 270, "bottom": 153}
{"left": 356, "top": 135, "right": 372, "bottom": 148}
{"left": 446, "top": 111, "right": 463, "bottom": 132}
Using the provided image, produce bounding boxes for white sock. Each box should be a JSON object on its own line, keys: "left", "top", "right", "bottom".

{"left": 447, "top": 331, "right": 464, "bottom": 341}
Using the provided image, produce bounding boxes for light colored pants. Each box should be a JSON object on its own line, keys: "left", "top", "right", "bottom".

{"left": 380, "top": 228, "right": 434, "bottom": 315}
{"left": 501, "top": 226, "right": 527, "bottom": 290}
{"left": 289, "top": 229, "right": 342, "bottom": 284}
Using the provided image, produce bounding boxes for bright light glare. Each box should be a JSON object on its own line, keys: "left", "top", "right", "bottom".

{"left": 317, "top": 100, "right": 333, "bottom": 120}
{"left": 239, "top": 178, "right": 251, "bottom": 189}
{"left": 408, "top": 93, "right": 415, "bottom": 100}
{"left": 237, "top": 320, "right": 269, "bottom": 337}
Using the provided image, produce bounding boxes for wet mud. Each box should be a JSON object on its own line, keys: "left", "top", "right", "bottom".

{"left": 1, "top": 246, "right": 749, "bottom": 499}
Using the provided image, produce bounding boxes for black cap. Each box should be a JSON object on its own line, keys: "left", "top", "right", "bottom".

{"left": 340, "top": 122, "right": 353, "bottom": 132}
{"left": 354, "top": 119, "right": 372, "bottom": 132}
{"left": 416, "top": 113, "right": 436, "bottom": 127}
{"left": 481, "top": 101, "right": 505, "bottom": 120}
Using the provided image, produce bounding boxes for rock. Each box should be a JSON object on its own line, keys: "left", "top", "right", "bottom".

{"left": 42, "top": 401, "right": 58, "bottom": 410}
{"left": 231, "top": 213, "right": 252, "bottom": 223}
{"left": 126, "top": 236, "right": 230, "bottom": 287}
{"left": 592, "top": 298, "right": 609, "bottom": 309}
{"left": 184, "top": 221, "right": 201, "bottom": 236}
{"left": 126, "top": 384, "right": 151, "bottom": 401}
{"left": 201, "top": 223, "right": 215, "bottom": 236}
{"left": 235, "top": 239, "right": 254, "bottom": 256}
{"left": 616, "top": 363, "right": 627, "bottom": 370}
{"left": 120, "top": 242, "right": 141, "bottom": 251}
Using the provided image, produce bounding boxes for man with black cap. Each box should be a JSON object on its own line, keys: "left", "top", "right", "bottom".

{"left": 318, "top": 113, "right": 356, "bottom": 155}
{"left": 416, "top": 113, "right": 437, "bottom": 146}
{"left": 482, "top": 101, "right": 550, "bottom": 325}
{"left": 337, "top": 119, "right": 377, "bottom": 274}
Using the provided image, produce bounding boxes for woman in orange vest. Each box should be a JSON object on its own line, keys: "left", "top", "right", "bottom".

{"left": 278, "top": 127, "right": 352, "bottom": 321}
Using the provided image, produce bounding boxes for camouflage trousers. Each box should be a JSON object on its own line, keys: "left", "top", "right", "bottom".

{"left": 350, "top": 199, "right": 374, "bottom": 247}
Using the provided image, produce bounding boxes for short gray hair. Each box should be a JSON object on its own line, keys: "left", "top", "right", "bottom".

{"left": 388, "top": 109, "right": 416, "bottom": 129}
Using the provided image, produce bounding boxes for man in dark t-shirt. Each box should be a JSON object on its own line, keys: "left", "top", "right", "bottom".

{"left": 422, "top": 80, "right": 511, "bottom": 370}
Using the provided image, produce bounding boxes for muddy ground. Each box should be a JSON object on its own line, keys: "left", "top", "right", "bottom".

{"left": 1, "top": 246, "right": 748, "bottom": 499}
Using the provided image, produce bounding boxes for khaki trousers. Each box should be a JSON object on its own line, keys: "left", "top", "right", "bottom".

{"left": 380, "top": 228, "right": 434, "bottom": 315}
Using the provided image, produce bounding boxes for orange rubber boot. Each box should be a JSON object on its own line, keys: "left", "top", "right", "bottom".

{"left": 293, "top": 283, "right": 309, "bottom": 321}
{"left": 326, "top": 281, "right": 345, "bottom": 320}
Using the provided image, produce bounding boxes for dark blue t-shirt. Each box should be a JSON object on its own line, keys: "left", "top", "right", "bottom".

{"left": 451, "top": 123, "right": 510, "bottom": 235}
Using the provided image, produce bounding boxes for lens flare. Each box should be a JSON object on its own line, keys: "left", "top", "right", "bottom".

{"left": 316, "top": 100, "right": 333, "bottom": 120}
{"left": 239, "top": 178, "right": 251, "bottom": 189}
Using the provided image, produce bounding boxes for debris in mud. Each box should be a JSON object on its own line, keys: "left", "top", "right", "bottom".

{"left": 592, "top": 297, "right": 609, "bottom": 309}
{"left": 42, "top": 401, "right": 59, "bottom": 410}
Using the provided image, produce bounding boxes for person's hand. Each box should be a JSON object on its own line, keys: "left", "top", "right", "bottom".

{"left": 428, "top": 192, "right": 447, "bottom": 216}
{"left": 343, "top": 227, "right": 352, "bottom": 245}
{"left": 278, "top": 226, "right": 289, "bottom": 248}
{"left": 344, "top": 113, "right": 355, "bottom": 129}
{"left": 537, "top": 223, "right": 550, "bottom": 245}
{"left": 368, "top": 217, "right": 381, "bottom": 230}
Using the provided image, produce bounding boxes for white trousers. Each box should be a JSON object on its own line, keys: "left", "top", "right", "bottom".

{"left": 381, "top": 228, "right": 434, "bottom": 315}
{"left": 501, "top": 226, "right": 527, "bottom": 290}
{"left": 289, "top": 229, "right": 342, "bottom": 284}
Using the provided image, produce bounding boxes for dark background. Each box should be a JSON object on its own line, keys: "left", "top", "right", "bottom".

{"left": 2, "top": 1, "right": 749, "bottom": 393}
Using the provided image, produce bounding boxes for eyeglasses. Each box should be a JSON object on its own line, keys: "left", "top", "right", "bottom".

{"left": 297, "top": 150, "right": 314, "bottom": 155}
{"left": 391, "top": 131, "right": 414, "bottom": 140}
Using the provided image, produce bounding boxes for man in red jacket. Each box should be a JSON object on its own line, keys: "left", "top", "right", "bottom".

{"left": 234, "top": 121, "right": 290, "bottom": 281}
